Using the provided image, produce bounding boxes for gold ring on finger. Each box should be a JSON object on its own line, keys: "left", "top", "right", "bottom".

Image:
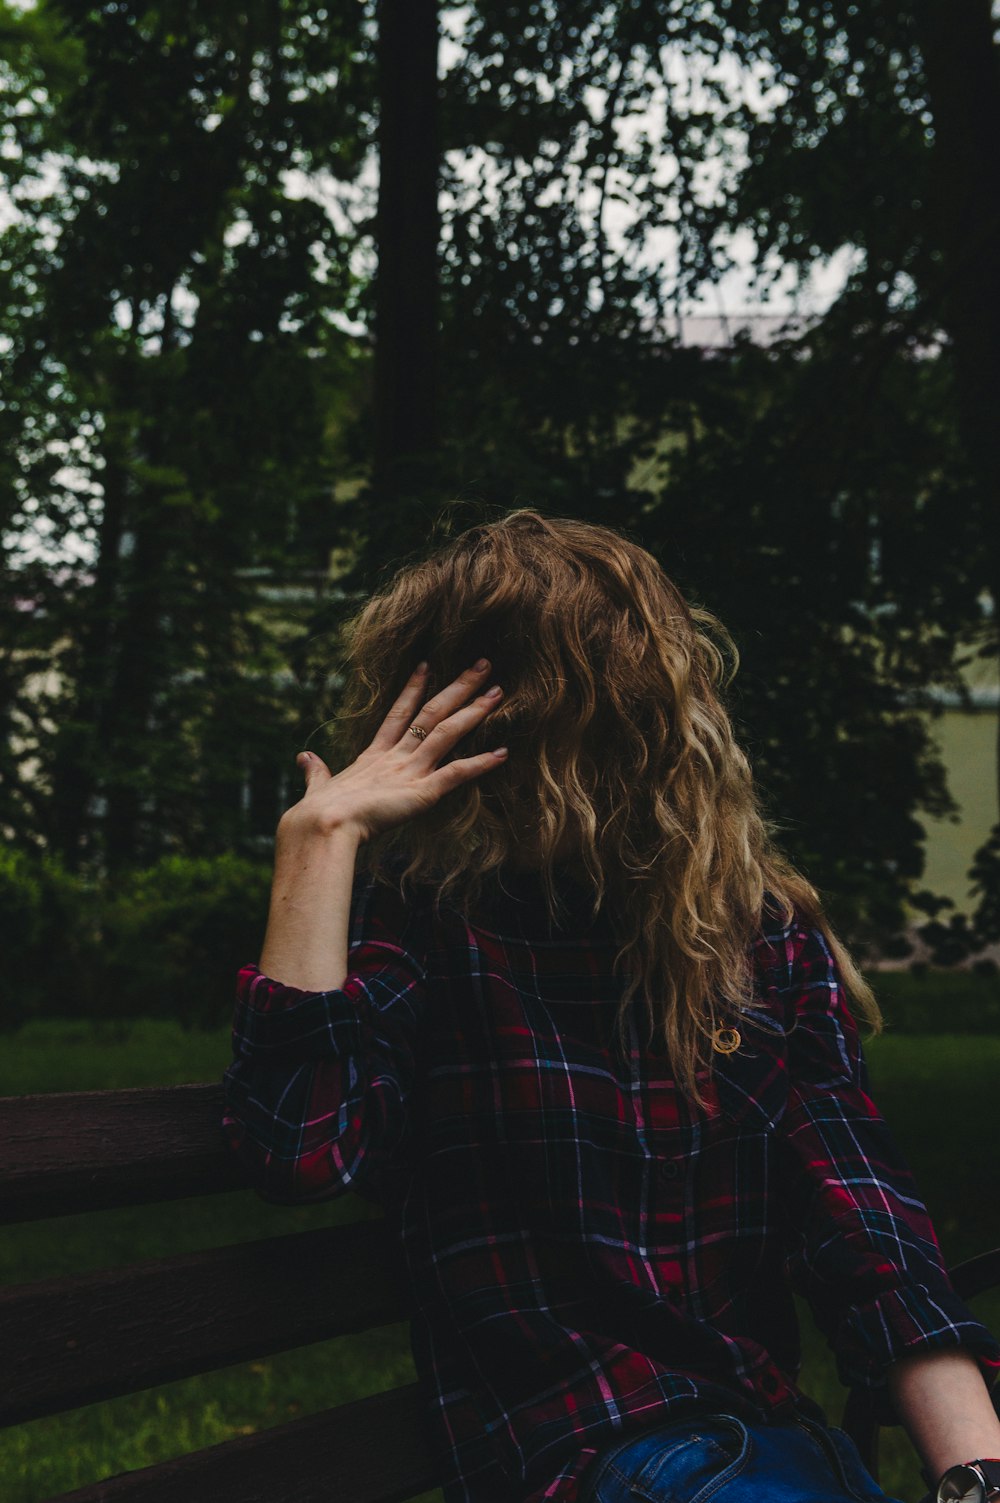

{"left": 408, "top": 724, "right": 428, "bottom": 741}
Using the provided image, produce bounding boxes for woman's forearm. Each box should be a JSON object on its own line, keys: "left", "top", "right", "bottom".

{"left": 258, "top": 814, "right": 363, "bottom": 992}
{"left": 887, "top": 1346, "right": 1000, "bottom": 1485}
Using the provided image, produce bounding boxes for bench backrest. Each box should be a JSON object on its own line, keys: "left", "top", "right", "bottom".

{"left": 0, "top": 1084, "right": 438, "bottom": 1503}
{"left": 7, "top": 1084, "right": 1000, "bottom": 1502}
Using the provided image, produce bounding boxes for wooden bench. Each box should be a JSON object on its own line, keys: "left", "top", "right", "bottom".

{"left": 0, "top": 1083, "right": 439, "bottom": 1503}
{"left": 3, "top": 1083, "right": 999, "bottom": 1502}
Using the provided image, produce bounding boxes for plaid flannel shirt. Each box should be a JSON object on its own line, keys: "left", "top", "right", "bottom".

{"left": 222, "top": 866, "right": 1000, "bottom": 1503}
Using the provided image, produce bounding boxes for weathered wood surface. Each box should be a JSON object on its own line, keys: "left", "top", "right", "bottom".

{"left": 45, "top": 1383, "right": 438, "bottom": 1503}
{"left": 0, "top": 1220, "right": 407, "bottom": 1426}
{"left": 8, "top": 1082, "right": 999, "bottom": 1503}
{"left": 0, "top": 1085, "right": 245, "bottom": 1223}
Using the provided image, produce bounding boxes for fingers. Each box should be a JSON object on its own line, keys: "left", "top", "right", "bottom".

{"left": 407, "top": 681, "right": 504, "bottom": 765}
{"left": 368, "top": 660, "right": 432, "bottom": 753}
{"left": 368, "top": 658, "right": 504, "bottom": 763}
{"left": 373, "top": 657, "right": 497, "bottom": 753}
{"left": 297, "top": 751, "right": 332, "bottom": 787}
{"left": 404, "top": 658, "right": 494, "bottom": 746}
{"left": 425, "top": 747, "right": 509, "bottom": 798}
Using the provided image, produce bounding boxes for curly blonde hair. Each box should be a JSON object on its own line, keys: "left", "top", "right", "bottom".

{"left": 327, "top": 508, "right": 880, "bottom": 1101}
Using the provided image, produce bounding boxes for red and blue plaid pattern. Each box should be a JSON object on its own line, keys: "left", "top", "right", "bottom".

{"left": 223, "top": 869, "right": 1000, "bottom": 1503}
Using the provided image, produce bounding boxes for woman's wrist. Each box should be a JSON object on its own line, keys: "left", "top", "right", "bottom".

{"left": 277, "top": 802, "right": 367, "bottom": 846}
{"left": 259, "top": 816, "right": 363, "bottom": 991}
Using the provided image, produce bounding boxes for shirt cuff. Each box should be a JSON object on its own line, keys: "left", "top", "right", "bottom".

{"left": 231, "top": 963, "right": 369, "bottom": 1060}
{"left": 837, "top": 1281, "right": 1000, "bottom": 1403}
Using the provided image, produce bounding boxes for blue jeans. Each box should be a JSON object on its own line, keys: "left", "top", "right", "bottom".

{"left": 577, "top": 1412, "right": 905, "bottom": 1503}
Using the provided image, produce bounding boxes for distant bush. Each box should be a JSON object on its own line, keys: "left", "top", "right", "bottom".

{"left": 0, "top": 850, "right": 103, "bottom": 1031}
{"left": 0, "top": 849, "right": 42, "bottom": 1030}
{"left": 102, "top": 854, "right": 273, "bottom": 1029}
{"left": 6, "top": 846, "right": 1000, "bottom": 1034}
{"left": 3, "top": 851, "right": 271, "bottom": 1031}
{"left": 869, "top": 968, "right": 1000, "bottom": 1035}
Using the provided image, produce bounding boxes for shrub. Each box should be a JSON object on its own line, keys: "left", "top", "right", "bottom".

{"left": 0, "top": 851, "right": 102, "bottom": 1031}
{"left": 102, "top": 854, "right": 273, "bottom": 1029}
{"left": 0, "top": 849, "right": 43, "bottom": 1030}
{"left": 3, "top": 851, "right": 271, "bottom": 1030}
{"left": 870, "top": 967, "right": 1000, "bottom": 1035}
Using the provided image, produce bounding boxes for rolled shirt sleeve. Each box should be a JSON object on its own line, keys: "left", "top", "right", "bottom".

{"left": 221, "top": 870, "right": 427, "bottom": 1207}
{"left": 771, "top": 917, "right": 1000, "bottom": 1395}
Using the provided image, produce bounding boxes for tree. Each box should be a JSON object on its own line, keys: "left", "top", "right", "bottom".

{"left": 367, "top": 0, "right": 995, "bottom": 949}
{"left": 1, "top": 0, "right": 373, "bottom": 871}
{"left": 650, "top": 0, "right": 1000, "bottom": 949}
{"left": 3, "top": 0, "right": 994, "bottom": 956}
{"left": 364, "top": 0, "right": 441, "bottom": 582}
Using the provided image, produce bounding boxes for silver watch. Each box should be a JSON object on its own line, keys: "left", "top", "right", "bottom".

{"left": 936, "top": 1460, "right": 1000, "bottom": 1503}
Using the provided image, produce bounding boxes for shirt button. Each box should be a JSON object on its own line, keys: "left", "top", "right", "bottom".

{"left": 658, "top": 1160, "right": 680, "bottom": 1181}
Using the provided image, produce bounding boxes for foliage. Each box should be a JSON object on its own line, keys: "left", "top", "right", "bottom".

{"left": 101, "top": 852, "right": 273, "bottom": 1027}
{"left": 0, "top": 850, "right": 271, "bottom": 1030}
{"left": 642, "top": 324, "right": 977, "bottom": 951}
{"left": 354, "top": 0, "right": 998, "bottom": 951}
{"left": 873, "top": 965, "right": 1000, "bottom": 1034}
{"left": 0, "top": 848, "right": 42, "bottom": 1029}
{"left": 0, "top": 0, "right": 374, "bottom": 872}
{"left": 1, "top": 0, "right": 997, "bottom": 955}
{"left": 611, "top": 0, "right": 1000, "bottom": 950}
{"left": 0, "top": 846, "right": 102, "bottom": 1029}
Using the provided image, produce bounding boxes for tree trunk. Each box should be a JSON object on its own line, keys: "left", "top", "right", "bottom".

{"left": 913, "top": 0, "right": 1000, "bottom": 799}
{"left": 101, "top": 507, "right": 166, "bottom": 872}
{"left": 366, "top": 0, "right": 440, "bottom": 584}
{"left": 47, "top": 445, "right": 128, "bottom": 870}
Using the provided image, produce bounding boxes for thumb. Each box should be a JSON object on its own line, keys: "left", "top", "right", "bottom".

{"left": 296, "top": 750, "right": 332, "bottom": 787}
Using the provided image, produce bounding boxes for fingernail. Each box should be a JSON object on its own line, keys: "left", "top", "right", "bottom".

{"left": 492, "top": 746, "right": 508, "bottom": 757}
{"left": 485, "top": 684, "right": 502, "bottom": 697}
{"left": 473, "top": 657, "right": 489, "bottom": 671}
{"left": 415, "top": 660, "right": 428, "bottom": 674}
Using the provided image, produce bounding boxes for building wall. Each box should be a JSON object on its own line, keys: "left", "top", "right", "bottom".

{"left": 918, "top": 649, "right": 998, "bottom": 915}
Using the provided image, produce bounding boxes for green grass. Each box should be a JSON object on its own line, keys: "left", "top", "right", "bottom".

{"left": 4, "top": 1019, "right": 1000, "bottom": 1502}
{"left": 3, "top": 1328, "right": 429, "bottom": 1503}
{"left": 0, "top": 1017, "right": 234, "bottom": 1097}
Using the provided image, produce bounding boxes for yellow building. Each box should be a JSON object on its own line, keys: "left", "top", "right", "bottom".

{"left": 918, "top": 648, "right": 998, "bottom": 916}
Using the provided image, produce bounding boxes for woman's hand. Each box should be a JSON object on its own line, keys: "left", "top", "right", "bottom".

{"left": 258, "top": 659, "right": 505, "bottom": 989}
{"left": 283, "top": 658, "right": 507, "bottom": 844}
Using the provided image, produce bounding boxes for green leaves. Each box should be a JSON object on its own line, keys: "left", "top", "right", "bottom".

{"left": 1, "top": 0, "right": 374, "bottom": 872}
{"left": 3, "top": 0, "right": 996, "bottom": 957}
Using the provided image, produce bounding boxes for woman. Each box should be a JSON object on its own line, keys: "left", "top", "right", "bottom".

{"left": 223, "top": 510, "right": 1000, "bottom": 1503}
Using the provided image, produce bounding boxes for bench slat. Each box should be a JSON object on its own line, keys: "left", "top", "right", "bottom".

{"left": 951, "top": 1247, "right": 1000, "bottom": 1303}
{"left": 44, "top": 1383, "right": 439, "bottom": 1503}
{"left": 0, "top": 1085, "right": 243, "bottom": 1223}
{"left": 0, "top": 1220, "right": 407, "bottom": 1426}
